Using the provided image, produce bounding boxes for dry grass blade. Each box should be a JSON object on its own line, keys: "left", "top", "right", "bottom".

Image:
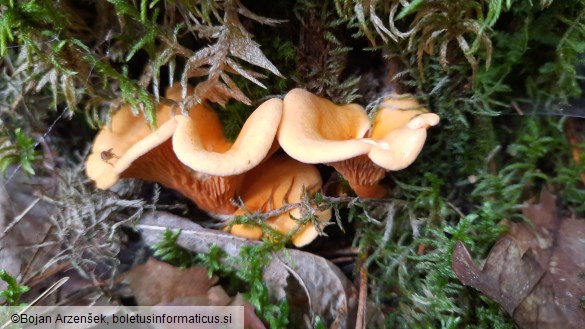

{"left": 0, "top": 198, "right": 40, "bottom": 241}
{"left": 355, "top": 262, "right": 368, "bottom": 329}
{"left": 37, "top": 157, "right": 152, "bottom": 285}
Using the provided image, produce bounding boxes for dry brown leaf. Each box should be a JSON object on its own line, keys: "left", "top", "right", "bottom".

{"left": 452, "top": 189, "right": 585, "bottom": 329}
{"left": 136, "top": 211, "right": 358, "bottom": 329}
{"left": 122, "top": 258, "right": 221, "bottom": 306}
{"left": 122, "top": 258, "right": 266, "bottom": 329}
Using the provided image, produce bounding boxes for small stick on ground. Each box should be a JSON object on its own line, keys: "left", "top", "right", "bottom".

{"left": 315, "top": 247, "right": 359, "bottom": 259}
{"left": 0, "top": 197, "right": 41, "bottom": 241}
{"left": 511, "top": 101, "right": 524, "bottom": 115}
{"left": 355, "top": 262, "right": 368, "bottom": 329}
{"left": 329, "top": 256, "right": 357, "bottom": 265}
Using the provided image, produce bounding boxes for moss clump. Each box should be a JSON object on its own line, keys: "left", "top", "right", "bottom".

{"left": 2, "top": 1, "right": 585, "bottom": 328}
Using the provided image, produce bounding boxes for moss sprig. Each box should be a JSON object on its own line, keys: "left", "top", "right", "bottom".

{"left": 0, "top": 0, "right": 284, "bottom": 128}
{"left": 0, "top": 128, "right": 40, "bottom": 177}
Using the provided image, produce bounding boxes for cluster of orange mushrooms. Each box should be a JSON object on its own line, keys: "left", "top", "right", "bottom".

{"left": 85, "top": 85, "right": 440, "bottom": 247}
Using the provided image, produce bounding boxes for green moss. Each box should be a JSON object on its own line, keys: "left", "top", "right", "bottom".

{"left": 152, "top": 229, "right": 289, "bottom": 328}
{"left": 0, "top": 128, "right": 40, "bottom": 177}
{"left": 0, "top": 270, "right": 29, "bottom": 306}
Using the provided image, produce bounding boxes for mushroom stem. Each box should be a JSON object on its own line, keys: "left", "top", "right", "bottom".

{"left": 349, "top": 183, "right": 389, "bottom": 199}
{"left": 328, "top": 155, "right": 389, "bottom": 198}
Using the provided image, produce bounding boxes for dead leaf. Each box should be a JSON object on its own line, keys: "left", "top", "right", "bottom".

{"left": 122, "top": 258, "right": 222, "bottom": 306}
{"left": 453, "top": 189, "right": 585, "bottom": 329}
{"left": 136, "top": 211, "right": 358, "bottom": 329}
{"left": 123, "top": 258, "right": 266, "bottom": 329}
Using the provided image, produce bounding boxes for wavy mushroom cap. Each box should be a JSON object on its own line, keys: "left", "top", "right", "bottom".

{"left": 370, "top": 95, "right": 427, "bottom": 139}
{"left": 85, "top": 96, "right": 178, "bottom": 189}
{"left": 368, "top": 96, "right": 440, "bottom": 171}
{"left": 227, "top": 156, "right": 331, "bottom": 247}
{"left": 278, "top": 88, "right": 372, "bottom": 164}
{"left": 278, "top": 89, "right": 440, "bottom": 198}
{"left": 173, "top": 98, "right": 283, "bottom": 176}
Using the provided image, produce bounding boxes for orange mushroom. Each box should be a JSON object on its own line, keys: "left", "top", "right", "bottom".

{"left": 86, "top": 86, "right": 332, "bottom": 245}
{"left": 86, "top": 84, "right": 282, "bottom": 215}
{"left": 278, "top": 89, "right": 439, "bottom": 198}
{"left": 227, "top": 156, "right": 331, "bottom": 247}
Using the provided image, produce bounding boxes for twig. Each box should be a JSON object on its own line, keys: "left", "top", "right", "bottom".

{"left": 315, "top": 247, "right": 359, "bottom": 258}
{"left": 328, "top": 256, "right": 356, "bottom": 264}
{"left": 323, "top": 195, "right": 409, "bottom": 206}
{"left": 20, "top": 225, "right": 57, "bottom": 283}
{"left": 23, "top": 261, "right": 71, "bottom": 289}
{"left": 0, "top": 197, "right": 40, "bottom": 241}
{"left": 511, "top": 101, "right": 524, "bottom": 115}
{"left": 232, "top": 194, "right": 409, "bottom": 223}
{"left": 447, "top": 201, "right": 465, "bottom": 218}
{"left": 355, "top": 262, "right": 368, "bottom": 329}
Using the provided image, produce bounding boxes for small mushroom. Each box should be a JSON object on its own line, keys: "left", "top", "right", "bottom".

{"left": 86, "top": 84, "right": 282, "bottom": 215}
{"left": 227, "top": 156, "right": 331, "bottom": 247}
{"left": 278, "top": 89, "right": 439, "bottom": 198}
